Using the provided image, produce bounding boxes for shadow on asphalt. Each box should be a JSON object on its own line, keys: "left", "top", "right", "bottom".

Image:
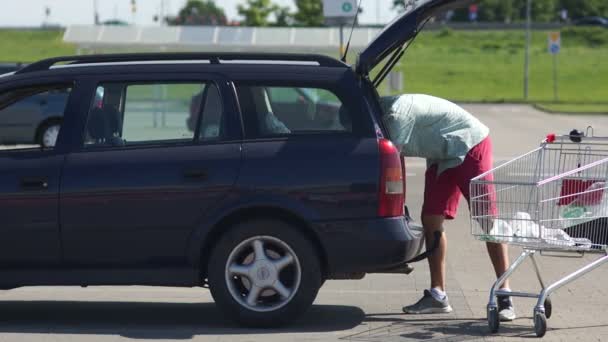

{"left": 0, "top": 301, "right": 365, "bottom": 339}
{"left": 341, "top": 314, "right": 537, "bottom": 341}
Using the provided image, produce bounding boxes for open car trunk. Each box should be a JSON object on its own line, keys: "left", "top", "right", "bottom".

{"left": 356, "top": 0, "right": 472, "bottom": 80}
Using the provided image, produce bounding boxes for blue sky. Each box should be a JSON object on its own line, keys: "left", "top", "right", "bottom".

{"left": 0, "top": 0, "right": 399, "bottom": 27}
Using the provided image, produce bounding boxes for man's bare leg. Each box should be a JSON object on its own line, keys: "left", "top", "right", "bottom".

{"left": 402, "top": 214, "right": 452, "bottom": 314}
{"left": 422, "top": 215, "right": 447, "bottom": 291}
{"left": 486, "top": 242, "right": 510, "bottom": 289}
{"left": 487, "top": 242, "right": 516, "bottom": 321}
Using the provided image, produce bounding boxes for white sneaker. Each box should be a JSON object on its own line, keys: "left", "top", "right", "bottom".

{"left": 498, "top": 296, "right": 516, "bottom": 321}
{"left": 403, "top": 290, "right": 453, "bottom": 314}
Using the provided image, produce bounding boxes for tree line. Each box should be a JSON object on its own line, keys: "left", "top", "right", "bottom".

{"left": 166, "top": 0, "right": 323, "bottom": 26}
{"left": 166, "top": 0, "right": 607, "bottom": 26}
{"left": 393, "top": 0, "right": 608, "bottom": 22}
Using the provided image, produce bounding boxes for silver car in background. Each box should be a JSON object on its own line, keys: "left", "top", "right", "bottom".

{"left": 0, "top": 62, "right": 68, "bottom": 148}
{"left": 0, "top": 87, "right": 69, "bottom": 148}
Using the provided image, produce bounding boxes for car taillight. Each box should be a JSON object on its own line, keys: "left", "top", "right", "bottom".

{"left": 378, "top": 139, "right": 405, "bottom": 217}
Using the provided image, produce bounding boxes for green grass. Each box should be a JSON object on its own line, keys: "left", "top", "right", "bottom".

{"left": 535, "top": 103, "right": 608, "bottom": 114}
{"left": 1, "top": 27, "right": 606, "bottom": 112}
{"left": 0, "top": 30, "right": 75, "bottom": 62}
{"left": 373, "top": 27, "right": 608, "bottom": 106}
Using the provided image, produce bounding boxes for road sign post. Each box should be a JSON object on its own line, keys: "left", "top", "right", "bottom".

{"left": 339, "top": 24, "right": 345, "bottom": 57}
{"left": 389, "top": 71, "right": 404, "bottom": 93}
{"left": 548, "top": 31, "right": 561, "bottom": 102}
{"left": 323, "top": 0, "right": 358, "bottom": 57}
{"left": 552, "top": 53, "right": 558, "bottom": 102}
{"left": 524, "top": 0, "right": 531, "bottom": 100}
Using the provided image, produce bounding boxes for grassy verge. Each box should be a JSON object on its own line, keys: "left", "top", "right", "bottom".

{"left": 380, "top": 27, "right": 608, "bottom": 105}
{"left": 0, "top": 30, "right": 75, "bottom": 62}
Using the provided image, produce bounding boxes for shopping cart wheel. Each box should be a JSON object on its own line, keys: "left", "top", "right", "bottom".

{"left": 544, "top": 297, "right": 552, "bottom": 319}
{"left": 487, "top": 305, "right": 499, "bottom": 333}
{"left": 534, "top": 312, "right": 547, "bottom": 337}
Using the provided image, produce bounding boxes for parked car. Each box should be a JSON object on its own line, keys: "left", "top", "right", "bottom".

{"left": 0, "top": 63, "right": 65, "bottom": 148}
{"left": 574, "top": 16, "right": 608, "bottom": 28}
{"left": 0, "top": 0, "right": 459, "bottom": 327}
{"left": 0, "top": 87, "right": 68, "bottom": 148}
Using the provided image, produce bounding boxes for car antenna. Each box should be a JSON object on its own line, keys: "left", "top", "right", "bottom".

{"left": 341, "top": 0, "right": 364, "bottom": 63}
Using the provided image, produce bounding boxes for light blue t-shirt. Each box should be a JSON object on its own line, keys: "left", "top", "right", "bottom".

{"left": 381, "top": 94, "right": 489, "bottom": 175}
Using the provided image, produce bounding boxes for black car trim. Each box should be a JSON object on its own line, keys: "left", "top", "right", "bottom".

{"left": 17, "top": 53, "right": 347, "bottom": 75}
{"left": 0, "top": 83, "right": 72, "bottom": 112}
{"left": 240, "top": 131, "right": 355, "bottom": 141}
{"left": 77, "top": 138, "right": 242, "bottom": 153}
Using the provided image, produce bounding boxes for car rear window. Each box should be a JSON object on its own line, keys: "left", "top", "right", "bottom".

{"left": 235, "top": 85, "right": 352, "bottom": 138}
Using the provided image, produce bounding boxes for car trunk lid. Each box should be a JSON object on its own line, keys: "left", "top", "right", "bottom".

{"left": 356, "top": 0, "right": 471, "bottom": 77}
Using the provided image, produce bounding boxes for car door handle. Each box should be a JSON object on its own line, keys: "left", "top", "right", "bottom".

{"left": 183, "top": 169, "right": 207, "bottom": 181}
{"left": 20, "top": 177, "right": 49, "bottom": 190}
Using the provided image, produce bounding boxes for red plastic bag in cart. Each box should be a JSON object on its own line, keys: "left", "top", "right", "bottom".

{"left": 558, "top": 179, "right": 608, "bottom": 229}
{"left": 558, "top": 179, "right": 605, "bottom": 206}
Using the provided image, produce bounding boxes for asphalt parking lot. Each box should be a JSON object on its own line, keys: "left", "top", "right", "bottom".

{"left": 1, "top": 104, "right": 608, "bottom": 341}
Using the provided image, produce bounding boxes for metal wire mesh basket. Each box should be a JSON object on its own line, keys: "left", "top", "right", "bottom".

{"left": 470, "top": 128, "right": 608, "bottom": 251}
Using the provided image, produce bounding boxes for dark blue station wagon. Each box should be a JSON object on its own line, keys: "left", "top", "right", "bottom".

{"left": 0, "top": 1, "right": 459, "bottom": 327}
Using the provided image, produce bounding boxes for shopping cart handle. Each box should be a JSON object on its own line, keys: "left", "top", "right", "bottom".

{"left": 569, "top": 129, "right": 584, "bottom": 143}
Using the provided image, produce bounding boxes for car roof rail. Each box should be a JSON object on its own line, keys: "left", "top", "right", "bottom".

{"left": 16, "top": 52, "right": 346, "bottom": 74}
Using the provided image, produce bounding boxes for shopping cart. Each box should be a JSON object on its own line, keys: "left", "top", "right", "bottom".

{"left": 470, "top": 127, "right": 608, "bottom": 337}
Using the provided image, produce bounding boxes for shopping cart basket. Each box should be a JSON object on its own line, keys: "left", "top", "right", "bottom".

{"left": 470, "top": 128, "right": 608, "bottom": 337}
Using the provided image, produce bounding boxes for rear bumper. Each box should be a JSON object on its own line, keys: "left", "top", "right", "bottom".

{"left": 312, "top": 215, "right": 425, "bottom": 276}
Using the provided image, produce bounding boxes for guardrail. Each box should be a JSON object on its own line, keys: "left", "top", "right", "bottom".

{"left": 63, "top": 22, "right": 571, "bottom": 52}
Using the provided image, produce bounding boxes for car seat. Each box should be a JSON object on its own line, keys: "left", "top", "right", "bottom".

{"left": 250, "top": 87, "right": 290, "bottom": 135}
{"left": 87, "top": 107, "right": 121, "bottom": 144}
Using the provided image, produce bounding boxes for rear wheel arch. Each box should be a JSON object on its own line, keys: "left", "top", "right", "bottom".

{"left": 199, "top": 206, "right": 329, "bottom": 281}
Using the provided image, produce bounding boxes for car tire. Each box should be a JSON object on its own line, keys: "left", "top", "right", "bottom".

{"left": 208, "top": 219, "right": 322, "bottom": 328}
{"left": 36, "top": 119, "right": 62, "bottom": 148}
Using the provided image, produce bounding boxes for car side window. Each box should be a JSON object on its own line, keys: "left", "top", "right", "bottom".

{"left": 84, "top": 82, "right": 221, "bottom": 148}
{"left": 237, "top": 85, "right": 351, "bottom": 138}
{"left": 0, "top": 84, "right": 71, "bottom": 150}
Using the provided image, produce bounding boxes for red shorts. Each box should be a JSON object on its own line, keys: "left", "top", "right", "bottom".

{"left": 423, "top": 136, "right": 496, "bottom": 220}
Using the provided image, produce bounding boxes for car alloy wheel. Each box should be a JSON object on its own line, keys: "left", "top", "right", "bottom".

{"left": 224, "top": 235, "right": 302, "bottom": 313}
